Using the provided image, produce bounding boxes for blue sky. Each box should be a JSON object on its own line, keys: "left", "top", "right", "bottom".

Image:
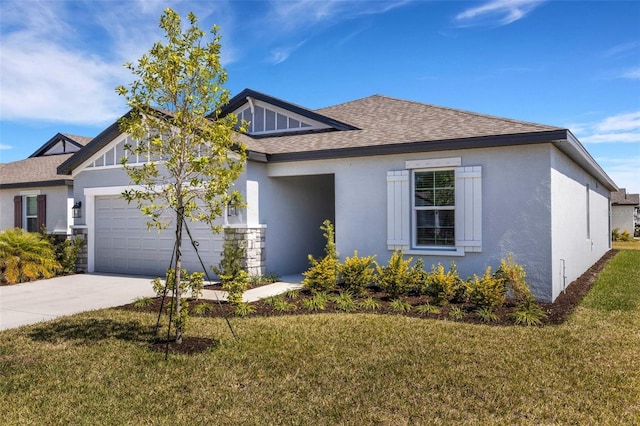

{"left": 1, "top": 0, "right": 638, "bottom": 193}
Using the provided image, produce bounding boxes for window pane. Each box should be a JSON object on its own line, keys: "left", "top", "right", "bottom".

{"left": 265, "top": 109, "right": 276, "bottom": 131}
{"left": 115, "top": 141, "right": 126, "bottom": 165}
{"left": 415, "top": 170, "right": 454, "bottom": 207}
{"left": 26, "top": 196, "right": 37, "bottom": 216}
{"left": 276, "top": 113, "right": 287, "bottom": 130}
{"left": 289, "top": 118, "right": 300, "bottom": 128}
{"left": 27, "top": 218, "right": 38, "bottom": 233}
{"left": 105, "top": 147, "right": 115, "bottom": 166}
{"left": 416, "top": 210, "right": 455, "bottom": 246}
{"left": 254, "top": 106, "right": 264, "bottom": 132}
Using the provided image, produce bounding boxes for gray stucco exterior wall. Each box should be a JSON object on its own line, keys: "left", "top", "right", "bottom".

{"left": 551, "top": 146, "right": 611, "bottom": 301}
{"left": 1, "top": 186, "right": 72, "bottom": 234}
{"left": 266, "top": 143, "right": 557, "bottom": 300}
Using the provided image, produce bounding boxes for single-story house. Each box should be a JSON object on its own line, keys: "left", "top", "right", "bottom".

{"left": 0, "top": 133, "right": 91, "bottom": 235}
{"left": 611, "top": 188, "right": 639, "bottom": 237}
{"left": 58, "top": 89, "right": 617, "bottom": 302}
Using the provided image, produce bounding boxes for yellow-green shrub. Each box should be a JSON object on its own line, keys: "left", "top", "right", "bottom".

{"left": 464, "top": 266, "right": 506, "bottom": 310}
{"left": 494, "top": 254, "right": 531, "bottom": 302}
{"left": 0, "top": 228, "right": 60, "bottom": 284}
{"left": 338, "top": 250, "right": 375, "bottom": 296}
{"left": 423, "top": 262, "right": 462, "bottom": 303}
{"left": 376, "top": 250, "right": 414, "bottom": 298}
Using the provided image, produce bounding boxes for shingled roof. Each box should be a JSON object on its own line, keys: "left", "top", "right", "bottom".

{"left": 1, "top": 133, "right": 92, "bottom": 189}
{"left": 0, "top": 154, "right": 75, "bottom": 189}
{"left": 247, "top": 94, "right": 564, "bottom": 160}
{"left": 612, "top": 188, "right": 640, "bottom": 205}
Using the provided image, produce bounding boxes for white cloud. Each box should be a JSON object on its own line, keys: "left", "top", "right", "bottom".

{"left": 0, "top": 0, "right": 238, "bottom": 125}
{"left": 0, "top": 144, "right": 13, "bottom": 150}
{"left": 595, "top": 156, "right": 640, "bottom": 194}
{"left": 571, "top": 111, "right": 640, "bottom": 145}
{"left": 264, "top": 0, "right": 410, "bottom": 33}
{"left": 622, "top": 67, "right": 640, "bottom": 80}
{"left": 455, "top": 0, "right": 546, "bottom": 27}
{"left": 267, "top": 40, "right": 307, "bottom": 64}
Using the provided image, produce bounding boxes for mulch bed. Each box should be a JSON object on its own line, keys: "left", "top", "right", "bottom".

{"left": 119, "top": 250, "right": 618, "bottom": 354}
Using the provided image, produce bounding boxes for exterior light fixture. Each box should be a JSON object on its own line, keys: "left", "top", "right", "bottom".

{"left": 227, "top": 201, "right": 237, "bottom": 217}
{"left": 72, "top": 201, "right": 82, "bottom": 218}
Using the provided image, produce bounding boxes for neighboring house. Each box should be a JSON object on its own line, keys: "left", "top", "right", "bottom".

{"left": 58, "top": 89, "right": 617, "bottom": 302}
{"left": 0, "top": 133, "right": 91, "bottom": 235}
{"left": 611, "top": 188, "right": 639, "bottom": 237}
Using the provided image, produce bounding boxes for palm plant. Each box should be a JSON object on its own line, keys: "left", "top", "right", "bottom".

{"left": 0, "top": 228, "right": 60, "bottom": 284}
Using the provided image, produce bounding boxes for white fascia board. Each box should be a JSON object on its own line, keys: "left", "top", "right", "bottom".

{"left": 554, "top": 132, "right": 618, "bottom": 191}
{"left": 71, "top": 133, "right": 130, "bottom": 177}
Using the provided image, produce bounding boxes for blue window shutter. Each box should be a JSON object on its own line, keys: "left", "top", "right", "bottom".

{"left": 455, "top": 166, "right": 482, "bottom": 252}
{"left": 387, "top": 170, "right": 410, "bottom": 250}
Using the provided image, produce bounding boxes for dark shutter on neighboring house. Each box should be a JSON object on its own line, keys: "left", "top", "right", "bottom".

{"left": 37, "top": 194, "right": 47, "bottom": 231}
{"left": 14, "top": 196, "right": 22, "bottom": 228}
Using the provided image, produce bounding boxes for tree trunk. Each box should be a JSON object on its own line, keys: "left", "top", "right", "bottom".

{"left": 174, "top": 208, "right": 184, "bottom": 344}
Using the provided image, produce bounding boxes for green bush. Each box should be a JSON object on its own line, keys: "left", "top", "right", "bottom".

{"left": 212, "top": 232, "right": 249, "bottom": 305}
{"left": 358, "top": 297, "right": 381, "bottom": 311}
{"left": 302, "top": 220, "right": 338, "bottom": 294}
{"left": 302, "top": 292, "right": 331, "bottom": 311}
{"left": 338, "top": 250, "right": 376, "bottom": 296}
{"left": 152, "top": 268, "right": 204, "bottom": 332}
{"left": 512, "top": 295, "right": 548, "bottom": 326}
{"left": 464, "top": 266, "right": 506, "bottom": 310}
{"left": 42, "top": 232, "right": 83, "bottom": 275}
{"left": 376, "top": 250, "right": 415, "bottom": 298}
{"left": 494, "top": 254, "right": 531, "bottom": 302}
{"left": 448, "top": 306, "right": 464, "bottom": 320}
{"left": 476, "top": 307, "right": 499, "bottom": 323}
{"left": 234, "top": 302, "right": 256, "bottom": 317}
{"left": 422, "top": 262, "right": 462, "bottom": 303}
{"left": 619, "top": 230, "right": 632, "bottom": 242}
{"left": 0, "top": 228, "right": 60, "bottom": 284}
{"left": 612, "top": 228, "right": 620, "bottom": 242}
{"left": 333, "top": 292, "right": 357, "bottom": 312}
{"left": 390, "top": 298, "right": 412, "bottom": 313}
{"left": 415, "top": 303, "right": 441, "bottom": 315}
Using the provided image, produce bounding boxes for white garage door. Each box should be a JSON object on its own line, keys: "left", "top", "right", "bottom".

{"left": 95, "top": 195, "right": 223, "bottom": 276}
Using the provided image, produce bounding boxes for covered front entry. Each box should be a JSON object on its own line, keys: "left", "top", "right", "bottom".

{"left": 94, "top": 195, "right": 222, "bottom": 276}
{"left": 262, "top": 174, "right": 335, "bottom": 276}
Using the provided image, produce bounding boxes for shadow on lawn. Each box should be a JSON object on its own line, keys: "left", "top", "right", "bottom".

{"left": 28, "top": 318, "right": 155, "bottom": 344}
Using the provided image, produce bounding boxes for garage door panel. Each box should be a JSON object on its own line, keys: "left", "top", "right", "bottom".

{"left": 95, "top": 195, "right": 223, "bottom": 276}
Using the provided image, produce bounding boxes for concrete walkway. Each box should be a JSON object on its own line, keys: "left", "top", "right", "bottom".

{"left": 0, "top": 273, "right": 303, "bottom": 331}
{"left": 201, "top": 275, "right": 303, "bottom": 303}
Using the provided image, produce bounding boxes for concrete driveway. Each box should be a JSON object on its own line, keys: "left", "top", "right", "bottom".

{"left": 0, "top": 274, "right": 158, "bottom": 331}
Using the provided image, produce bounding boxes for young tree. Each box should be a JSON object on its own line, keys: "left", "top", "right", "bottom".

{"left": 116, "top": 8, "right": 246, "bottom": 343}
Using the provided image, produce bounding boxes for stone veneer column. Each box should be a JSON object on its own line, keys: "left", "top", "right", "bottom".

{"left": 71, "top": 227, "right": 88, "bottom": 273}
{"left": 223, "top": 226, "right": 266, "bottom": 277}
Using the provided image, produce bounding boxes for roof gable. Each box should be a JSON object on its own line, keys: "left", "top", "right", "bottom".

{"left": 29, "top": 133, "right": 91, "bottom": 157}
{"left": 220, "top": 89, "right": 359, "bottom": 136}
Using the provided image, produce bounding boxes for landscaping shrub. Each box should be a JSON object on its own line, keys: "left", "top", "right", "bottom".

{"left": 415, "top": 303, "right": 441, "bottom": 315}
{"left": 422, "top": 262, "right": 463, "bottom": 303}
{"left": 512, "top": 295, "right": 548, "bottom": 326}
{"left": 358, "top": 297, "right": 380, "bottom": 311}
{"left": 302, "top": 292, "right": 330, "bottom": 311}
{"left": 494, "top": 254, "right": 531, "bottom": 302}
{"left": 612, "top": 228, "right": 620, "bottom": 242}
{"left": 42, "top": 231, "right": 84, "bottom": 275}
{"left": 333, "top": 292, "right": 357, "bottom": 312}
{"left": 0, "top": 228, "right": 60, "bottom": 284}
{"left": 390, "top": 298, "right": 412, "bottom": 313}
{"left": 302, "top": 220, "right": 338, "bottom": 294}
{"left": 619, "top": 230, "right": 632, "bottom": 242}
{"left": 464, "top": 266, "right": 506, "bottom": 310}
{"left": 375, "top": 250, "right": 416, "bottom": 298}
{"left": 212, "top": 232, "right": 249, "bottom": 305}
{"left": 338, "top": 250, "right": 376, "bottom": 296}
{"left": 152, "top": 268, "right": 204, "bottom": 331}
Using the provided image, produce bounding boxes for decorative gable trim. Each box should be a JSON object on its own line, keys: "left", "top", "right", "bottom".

{"left": 29, "top": 133, "right": 86, "bottom": 158}
{"left": 220, "top": 88, "right": 359, "bottom": 135}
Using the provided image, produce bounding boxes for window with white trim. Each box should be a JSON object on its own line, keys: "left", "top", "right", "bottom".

{"left": 387, "top": 157, "right": 482, "bottom": 255}
{"left": 25, "top": 195, "right": 38, "bottom": 232}
{"left": 413, "top": 170, "right": 455, "bottom": 247}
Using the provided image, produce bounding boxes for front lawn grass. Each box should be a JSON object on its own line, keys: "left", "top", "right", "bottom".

{"left": 613, "top": 239, "right": 640, "bottom": 250}
{"left": 1, "top": 251, "right": 639, "bottom": 425}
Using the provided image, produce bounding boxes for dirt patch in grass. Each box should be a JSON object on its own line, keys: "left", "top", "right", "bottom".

{"left": 120, "top": 250, "right": 618, "bottom": 332}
